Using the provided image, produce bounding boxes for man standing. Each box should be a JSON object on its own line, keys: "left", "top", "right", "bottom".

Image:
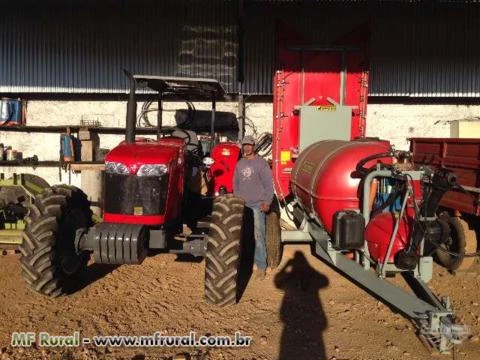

{"left": 233, "top": 135, "right": 274, "bottom": 280}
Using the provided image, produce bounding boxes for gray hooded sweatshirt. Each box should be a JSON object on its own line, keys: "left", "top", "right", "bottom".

{"left": 233, "top": 155, "right": 274, "bottom": 208}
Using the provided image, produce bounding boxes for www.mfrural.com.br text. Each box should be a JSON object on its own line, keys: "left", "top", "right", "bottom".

{"left": 11, "top": 331, "right": 252, "bottom": 348}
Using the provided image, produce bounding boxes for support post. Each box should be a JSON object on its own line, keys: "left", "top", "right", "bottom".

{"left": 81, "top": 169, "right": 103, "bottom": 217}
{"left": 238, "top": 94, "right": 245, "bottom": 140}
{"left": 157, "top": 94, "right": 163, "bottom": 140}
{"left": 211, "top": 92, "right": 216, "bottom": 150}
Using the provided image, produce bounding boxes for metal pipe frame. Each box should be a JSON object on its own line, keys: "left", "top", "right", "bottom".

{"left": 379, "top": 182, "right": 411, "bottom": 278}
{"left": 124, "top": 70, "right": 137, "bottom": 144}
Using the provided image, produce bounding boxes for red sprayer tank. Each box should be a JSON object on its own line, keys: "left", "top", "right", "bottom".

{"left": 364, "top": 211, "right": 414, "bottom": 263}
{"left": 290, "top": 139, "right": 391, "bottom": 234}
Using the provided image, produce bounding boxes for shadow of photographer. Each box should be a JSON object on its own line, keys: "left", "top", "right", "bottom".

{"left": 274, "top": 251, "right": 330, "bottom": 360}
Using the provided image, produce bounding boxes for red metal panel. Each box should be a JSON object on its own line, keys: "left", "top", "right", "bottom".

{"left": 210, "top": 142, "right": 241, "bottom": 193}
{"left": 410, "top": 137, "right": 480, "bottom": 215}
{"left": 272, "top": 23, "right": 369, "bottom": 199}
{"left": 105, "top": 138, "right": 184, "bottom": 174}
{"left": 104, "top": 137, "right": 185, "bottom": 223}
{"left": 345, "top": 51, "right": 368, "bottom": 138}
{"left": 104, "top": 213, "right": 165, "bottom": 225}
{"left": 272, "top": 51, "right": 368, "bottom": 199}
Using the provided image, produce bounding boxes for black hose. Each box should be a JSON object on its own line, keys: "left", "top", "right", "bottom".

{"left": 421, "top": 169, "right": 457, "bottom": 218}
{"left": 255, "top": 132, "right": 273, "bottom": 157}
{"left": 396, "top": 169, "right": 458, "bottom": 270}
{"left": 354, "top": 152, "right": 395, "bottom": 178}
{"left": 138, "top": 100, "right": 156, "bottom": 128}
{"left": 284, "top": 202, "right": 295, "bottom": 222}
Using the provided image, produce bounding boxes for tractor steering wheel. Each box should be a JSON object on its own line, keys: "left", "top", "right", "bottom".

{"left": 171, "top": 128, "right": 192, "bottom": 146}
{"left": 171, "top": 128, "right": 202, "bottom": 157}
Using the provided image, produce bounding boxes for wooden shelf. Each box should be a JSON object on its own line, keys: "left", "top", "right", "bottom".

{"left": 69, "top": 163, "right": 105, "bottom": 171}
{"left": 0, "top": 160, "right": 59, "bottom": 167}
{"left": 0, "top": 125, "right": 158, "bottom": 135}
{"left": 0, "top": 161, "right": 104, "bottom": 168}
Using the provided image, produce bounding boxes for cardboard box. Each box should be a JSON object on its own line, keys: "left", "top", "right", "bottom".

{"left": 78, "top": 128, "right": 91, "bottom": 140}
{"left": 80, "top": 135, "right": 99, "bottom": 161}
{"left": 450, "top": 120, "right": 480, "bottom": 138}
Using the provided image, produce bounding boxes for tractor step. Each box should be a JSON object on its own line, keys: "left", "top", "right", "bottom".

{"left": 197, "top": 216, "right": 211, "bottom": 230}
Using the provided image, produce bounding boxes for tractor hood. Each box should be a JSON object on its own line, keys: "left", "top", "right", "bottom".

{"left": 105, "top": 138, "right": 184, "bottom": 175}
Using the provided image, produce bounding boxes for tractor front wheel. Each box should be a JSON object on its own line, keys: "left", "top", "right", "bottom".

{"left": 19, "top": 185, "right": 93, "bottom": 296}
{"left": 204, "top": 195, "right": 244, "bottom": 306}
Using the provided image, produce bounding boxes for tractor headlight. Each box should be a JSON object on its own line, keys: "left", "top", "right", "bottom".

{"left": 137, "top": 164, "right": 168, "bottom": 177}
{"left": 105, "top": 161, "right": 130, "bottom": 175}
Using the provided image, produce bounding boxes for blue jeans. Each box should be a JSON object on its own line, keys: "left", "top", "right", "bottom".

{"left": 249, "top": 206, "right": 267, "bottom": 270}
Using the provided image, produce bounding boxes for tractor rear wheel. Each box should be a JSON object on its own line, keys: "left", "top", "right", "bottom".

{"left": 19, "top": 185, "right": 93, "bottom": 296}
{"left": 205, "top": 194, "right": 244, "bottom": 306}
{"left": 266, "top": 197, "right": 282, "bottom": 269}
{"left": 435, "top": 213, "right": 477, "bottom": 271}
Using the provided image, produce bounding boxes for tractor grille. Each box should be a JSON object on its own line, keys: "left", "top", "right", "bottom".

{"left": 104, "top": 173, "right": 169, "bottom": 215}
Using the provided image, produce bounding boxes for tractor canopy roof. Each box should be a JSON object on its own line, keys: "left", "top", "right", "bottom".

{"left": 133, "top": 75, "right": 226, "bottom": 100}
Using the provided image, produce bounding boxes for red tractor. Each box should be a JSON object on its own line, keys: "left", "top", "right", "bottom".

{"left": 19, "top": 72, "right": 281, "bottom": 307}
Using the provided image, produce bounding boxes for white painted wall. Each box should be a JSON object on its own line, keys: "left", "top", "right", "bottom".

{"left": 2, "top": 100, "right": 479, "bottom": 190}
{"left": 366, "top": 104, "right": 480, "bottom": 150}
{"left": 0, "top": 100, "right": 271, "bottom": 189}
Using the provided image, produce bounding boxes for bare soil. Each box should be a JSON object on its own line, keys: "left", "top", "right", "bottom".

{"left": 0, "top": 245, "right": 479, "bottom": 360}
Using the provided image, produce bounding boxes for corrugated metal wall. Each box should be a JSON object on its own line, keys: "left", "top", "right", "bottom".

{"left": 0, "top": 0, "right": 237, "bottom": 93}
{"left": 1, "top": 1, "right": 479, "bottom": 96}
{"left": 370, "top": 3, "right": 480, "bottom": 97}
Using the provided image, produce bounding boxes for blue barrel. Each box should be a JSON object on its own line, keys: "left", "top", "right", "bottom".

{"left": 0, "top": 98, "right": 22, "bottom": 125}
{"left": 60, "top": 134, "right": 74, "bottom": 162}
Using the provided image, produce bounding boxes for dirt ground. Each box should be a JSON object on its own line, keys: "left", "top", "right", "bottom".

{"left": 0, "top": 245, "right": 479, "bottom": 360}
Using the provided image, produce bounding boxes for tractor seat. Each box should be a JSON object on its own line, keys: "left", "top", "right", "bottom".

{"left": 171, "top": 128, "right": 201, "bottom": 154}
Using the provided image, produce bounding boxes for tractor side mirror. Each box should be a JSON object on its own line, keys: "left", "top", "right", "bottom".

{"left": 202, "top": 157, "right": 215, "bottom": 168}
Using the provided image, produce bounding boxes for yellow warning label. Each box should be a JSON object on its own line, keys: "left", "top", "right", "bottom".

{"left": 280, "top": 150, "right": 291, "bottom": 164}
{"left": 133, "top": 207, "right": 144, "bottom": 216}
{"left": 317, "top": 105, "right": 336, "bottom": 111}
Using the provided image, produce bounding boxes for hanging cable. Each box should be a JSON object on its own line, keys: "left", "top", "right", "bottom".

{"left": 255, "top": 132, "right": 273, "bottom": 157}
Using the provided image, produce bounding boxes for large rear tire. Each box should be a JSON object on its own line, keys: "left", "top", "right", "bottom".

{"left": 205, "top": 195, "right": 244, "bottom": 306}
{"left": 435, "top": 213, "right": 477, "bottom": 271}
{"left": 266, "top": 197, "right": 282, "bottom": 269}
{"left": 19, "top": 185, "right": 93, "bottom": 296}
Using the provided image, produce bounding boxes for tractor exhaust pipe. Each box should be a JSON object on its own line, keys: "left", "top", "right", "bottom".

{"left": 124, "top": 70, "right": 137, "bottom": 144}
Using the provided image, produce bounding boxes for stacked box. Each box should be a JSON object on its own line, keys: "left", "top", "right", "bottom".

{"left": 79, "top": 129, "right": 99, "bottom": 161}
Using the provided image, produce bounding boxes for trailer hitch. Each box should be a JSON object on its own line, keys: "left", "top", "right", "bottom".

{"left": 169, "top": 238, "right": 206, "bottom": 258}
{"left": 419, "top": 307, "right": 470, "bottom": 353}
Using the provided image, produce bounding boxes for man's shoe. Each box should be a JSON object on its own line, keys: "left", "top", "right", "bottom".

{"left": 254, "top": 268, "right": 266, "bottom": 281}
